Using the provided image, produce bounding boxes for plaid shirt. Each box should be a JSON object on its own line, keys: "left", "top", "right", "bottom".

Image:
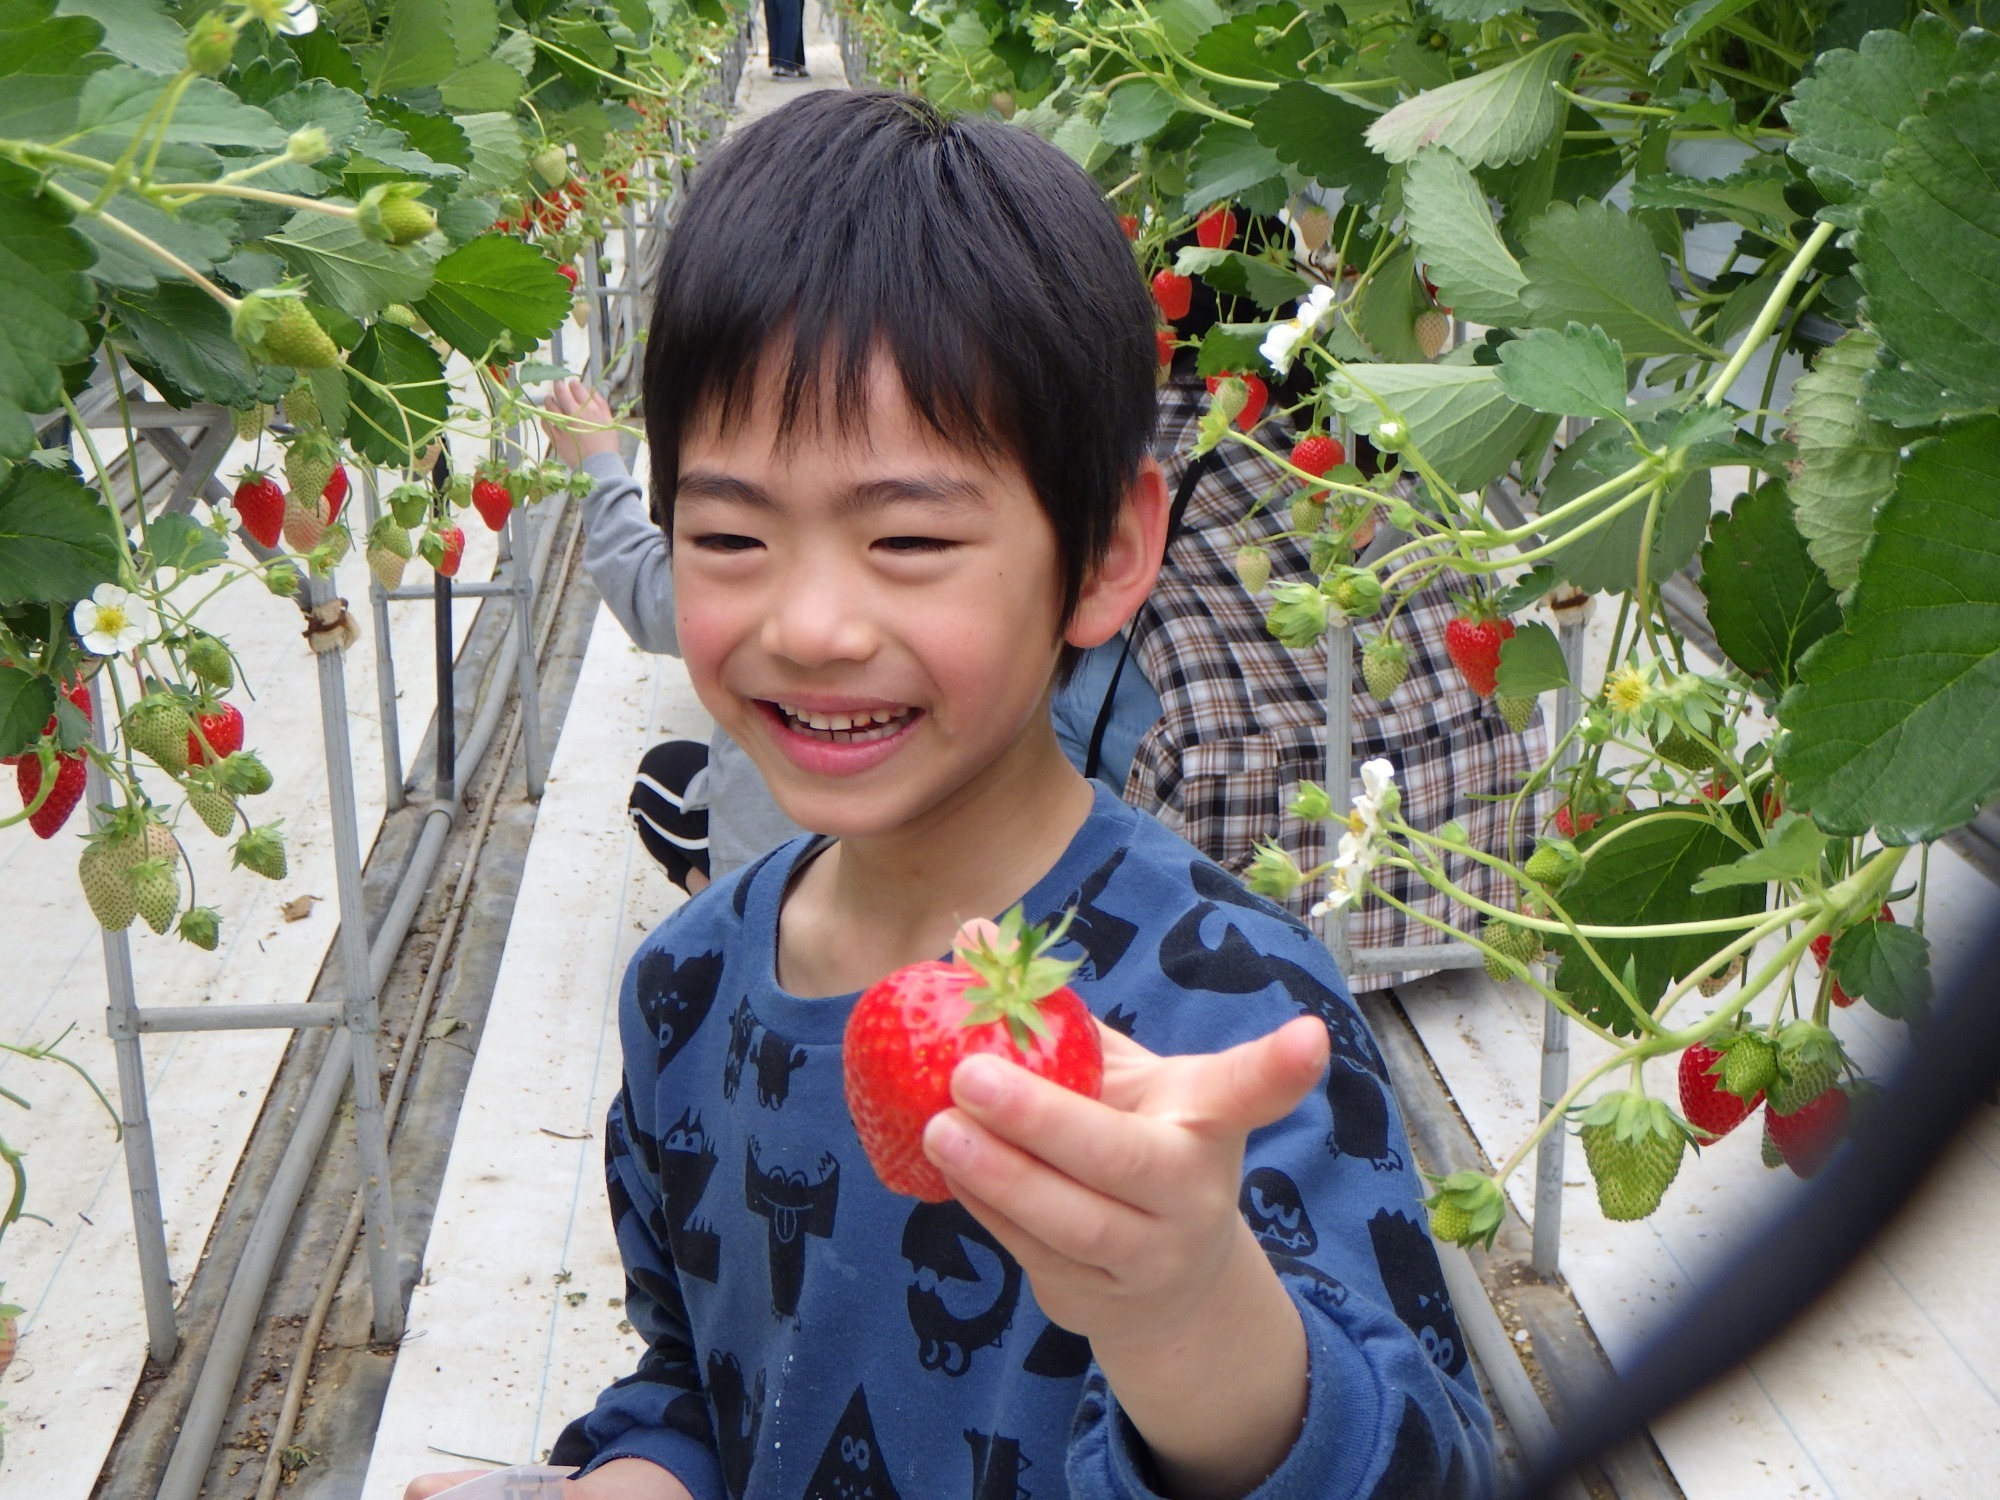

{"left": 1126, "top": 374, "right": 1550, "bottom": 990}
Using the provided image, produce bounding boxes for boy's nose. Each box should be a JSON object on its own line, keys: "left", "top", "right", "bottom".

{"left": 759, "top": 561, "right": 879, "bottom": 667}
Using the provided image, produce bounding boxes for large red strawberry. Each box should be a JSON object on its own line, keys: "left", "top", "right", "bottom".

{"left": 471, "top": 474, "right": 513, "bottom": 532}
{"left": 1156, "top": 329, "right": 1175, "bottom": 369}
{"left": 1766, "top": 1090, "right": 1848, "bottom": 1178}
{"left": 321, "top": 463, "right": 349, "bottom": 524}
{"left": 1152, "top": 269, "right": 1193, "bottom": 321}
{"left": 844, "top": 908, "right": 1103, "bottom": 1202}
{"left": 1291, "top": 435, "right": 1345, "bottom": 476}
{"left": 1678, "top": 1043, "right": 1755, "bottom": 1140}
{"left": 1195, "top": 205, "right": 1238, "bottom": 248}
{"left": 187, "top": 701, "right": 245, "bottom": 766}
{"left": 1206, "top": 373, "right": 1269, "bottom": 430}
{"left": 437, "top": 524, "right": 465, "bottom": 578}
{"left": 1444, "top": 610, "right": 1515, "bottom": 698}
{"left": 18, "top": 751, "right": 87, "bottom": 838}
{"left": 233, "top": 470, "right": 286, "bottom": 550}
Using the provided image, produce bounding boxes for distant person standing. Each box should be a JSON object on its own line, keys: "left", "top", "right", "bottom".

{"left": 764, "top": 0, "right": 807, "bottom": 78}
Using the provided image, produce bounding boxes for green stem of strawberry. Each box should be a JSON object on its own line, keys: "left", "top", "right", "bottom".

{"left": 154, "top": 182, "right": 360, "bottom": 219}
{"left": 523, "top": 30, "right": 680, "bottom": 99}
{"left": 1701, "top": 220, "right": 1836, "bottom": 409}
{"left": 43, "top": 183, "right": 240, "bottom": 311}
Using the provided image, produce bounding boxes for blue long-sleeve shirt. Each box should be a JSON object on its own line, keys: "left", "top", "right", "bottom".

{"left": 550, "top": 786, "right": 1494, "bottom": 1498}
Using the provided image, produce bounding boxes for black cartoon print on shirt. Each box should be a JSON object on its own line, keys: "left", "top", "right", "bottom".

{"left": 1161, "top": 865, "right": 1402, "bottom": 1171}
{"left": 902, "top": 1199, "right": 1022, "bottom": 1376}
{"left": 1020, "top": 1319, "right": 1093, "bottom": 1379}
{"left": 723, "top": 999, "right": 808, "bottom": 1108}
{"left": 1059, "top": 847, "right": 1139, "bottom": 981}
{"left": 1368, "top": 1395, "right": 1472, "bottom": 1499}
{"left": 654, "top": 1108, "right": 721, "bottom": 1283}
{"left": 805, "top": 1386, "right": 902, "bottom": 1500}
{"left": 1240, "top": 1166, "right": 1318, "bottom": 1258}
{"left": 708, "top": 1350, "right": 765, "bottom": 1500}
{"left": 632, "top": 946, "right": 724, "bottom": 1072}
{"left": 1368, "top": 1208, "right": 1467, "bottom": 1378}
{"left": 964, "top": 1428, "right": 1034, "bottom": 1500}
{"left": 745, "top": 1141, "right": 840, "bottom": 1321}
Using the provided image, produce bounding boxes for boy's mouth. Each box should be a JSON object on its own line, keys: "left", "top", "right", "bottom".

{"left": 769, "top": 700, "right": 920, "bottom": 744}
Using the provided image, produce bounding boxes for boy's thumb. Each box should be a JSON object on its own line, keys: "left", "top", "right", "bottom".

{"left": 1191, "top": 1016, "right": 1328, "bottom": 1136}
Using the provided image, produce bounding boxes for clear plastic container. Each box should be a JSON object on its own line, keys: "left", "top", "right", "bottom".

{"left": 432, "top": 1466, "right": 578, "bottom": 1499}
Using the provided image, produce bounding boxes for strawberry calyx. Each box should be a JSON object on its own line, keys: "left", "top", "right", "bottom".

{"left": 951, "top": 905, "right": 1083, "bottom": 1057}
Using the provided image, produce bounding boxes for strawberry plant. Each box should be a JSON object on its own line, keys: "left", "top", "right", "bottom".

{"left": 852, "top": 0, "right": 1996, "bottom": 1233}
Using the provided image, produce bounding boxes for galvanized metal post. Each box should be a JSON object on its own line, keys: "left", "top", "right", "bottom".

{"left": 1323, "top": 619, "right": 1354, "bottom": 976}
{"left": 360, "top": 469, "right": 405, "bottom": 812}
{"left": 1532, "top": 592, "right": 1594, "bottom": 1278}
{"left": 508, "top": 505, "right": 548, "bottom": 799}
{"left": 304, "top": 574, "right": 404, "bottom": 1340}
{"left": 86, "top": 676, "right": 180, "bottom": 1366}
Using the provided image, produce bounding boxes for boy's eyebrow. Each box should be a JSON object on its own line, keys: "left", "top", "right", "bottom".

{"left": 674, "top": 471, "right": 992, "bottom": 514}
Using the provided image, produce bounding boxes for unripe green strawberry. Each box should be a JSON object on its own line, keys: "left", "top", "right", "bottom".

{"left": 243, "top": 297, "right": 339, "bottom": 369}
{"left": 531, "top": 145, "right": 570, "bottom": 187}
{"left": 285, "top": 383, "right": 322, "bottom": 432}
{"left": 220, "top": 750, "right": 273, "bottom": 797}
{"left": 368, "top": 540, "right": 408, "bottom": 590}
{"left": 124, "top": 694, "right": 192, "bottom": 777}
{"left": 283, "top": 491, "right": 329, "bottom": 552}
{"left": 1428, "top": 1199, "right": 1473, "bottom": 1243}
{"left": 1235, "top": 545, "right": 1271, "bottom": 594}
{"left": 79, "top": 839, "right": 139, "bottom": 930}
{"left": 1415, "top": 307, "right": 1451, "bottom": 359}
{"left": 132, "top": 856, "right": 181, "bottom": 936}
{"left": 1523, "top": 843, "right": 1571, "bottom": 886}
{"left": 179, "top": 906, "right": 222, "bottom": 951}
{"left": 283, "top": 434, "right": 337, "bottom": 511}
{"left": 185, "top": 10, "right": 236, "bottom": 75}
{"left": 1578, "top": 1091, "right": 1691, "bottom": 1221}
{"left": 1361, "top": 637, "right": 1408, "bottom": 702}
{"left": 1767, "top": 1021, "right": 1842, "bottom": 1114}
{"left": 1760, "top": 1116, "right": 1784, "bottom": 1168}
{"left": 232, "top": 822, "right": 288, "bottom": 882}
{"left": 187, "top": 783, "right": 237, "bottom": 837}
{"left": 357, "top": 182, "right": 438, "bottom": 246}
{"left": 1481, "top": 917, "right": 1542, "bottom": 980}
{"left": 1496, "top": 694, "right": 1535, "bottom": 733}
{"left": 1289, "top": 495, "right": 1326, "bottom": 534}
{"left": 1423, "top": 1170, "right": 1505, "bottom": 1249}
{"left": 231, "top": 403, "right": 270, "bottom": 441}
{"left": 386, "top": 483, "right": 432, "bottom": 529}
{"left": 1719, "top": 1030, "right": 1777, "bottom": 1102}
{"left": 185, "top": 632, "right": 234, "bottom": 690}
{"left": 1323, "top": 567, "right": 1383, "bottom": 620}
{"left": 1654, "top": 725, "right": 1718, "bottom": 771}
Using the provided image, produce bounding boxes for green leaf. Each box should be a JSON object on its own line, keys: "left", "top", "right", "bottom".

{"left": 1854, "top": 73, "right": 2000, "bottom": 414}
{"left": 1785, "top": 18, "right": 1997, "bottom": 211}
{"left": 265, "top": 79, "right": 374, "bottom": 155}
{"left": 270, "top": 206, "right": 439, "bottom": 319}
{"left": 1521, "top": 199, "right": 1709, "bottom": 357}
{"left": 1365, "top": 41, "right": 1567, "bottom": 169}
{"left": 0, "top": 664, "right": 56, "bottom": 760}
{"left": 1326, "top": 363, "right": 1544, "bottom": 492}
{"left": 1190, "top": 4, "right": 1315, "bottom": 84}
{"left": 142, "top": 511, "right": 229, "bottom": 574}
{"left": 415, "top": 235, "right": 571, "bottom": 362}
{"left": 1547, "top": 809, "right": 1766, "bottom": 1035}
{"left": 1785, "top": 347, "right": 1903, "bottom": 584}
{"left": 1690, "top": 813, "right": 1826, "bottom": 892}
{"left": 1493, "top": 620, "right": 1568, "bottom": 696}
{"left": 1652, "top": 0, "right": 1760, "bottom": 67}
{"left": 1495, "top": 323, "right": 1627, "bottom": 420}
{"left": 56, "top": 0, "right": 185, "bottom": 75}
{"left": 453, "top": 111, "right": 528, "bottom": 196}
{"left": 1430, "top": 0, "right": 1521, "bottom": 17}
{"left": 1355, "top": 247, "right": 1424, "bottom": 363}
{"left": 1401, "top": 148, "right": 1528, "bottom": 326}
{"left": 63, "top": 181, "right": 238, "bottom": 293}
{"left": 112, "top": 282, "right": 290, "bottom": 409}
{"left": 1700, "top": 479, "right": 1842, "bottom": 697}
{"left": 0, "top": 464, "right": 120, "bottom": 606}
{"left": 1051, "top": 113, "right": 1107, "bottom": 172}
{"left": 1537, "top": 420, "right": 1709, "bottom": 595}
{"left": 1778, "top": 417, "right": 2000, "bottom": 843}
{"left": 1253, "top": 84, "right": 1388, "bottom": 199}
{"left": 75, "top": 67, "right": 289, "bottom": 150}
{"left": 1195, "top": 321, "right": 1273, "bottom": 379}
{"left": 1626, "top": 160, "right": 1793, "bottom": 238}
{"left": 1173, "top": 247, "right": 1309, "bottom": 311}
{"left": 1183, "top": 124, "right": 1284, "bottom": 215}
{"left": 345, "top": 324, "right": 448, "bottom": 466}
{"left": 1829, "top": 918, "right": 1931, "bottom": 1022}
{"left": 376, "top": 0, "right": 461, "bottom": 94}
{"left": 0, "top": 0, "right": 108, "bottom": 139}
{"left": 1152, "top": 0, "right": 1226, "bottom": 52}
{"left": 1101, "top": 80, "right": 1176, "bottom": 146}
{"left": 0, "top": 160, "right": 97, "bottom": 460}
{"left": 439, "top": 57, "right": 527, "bottom": 112}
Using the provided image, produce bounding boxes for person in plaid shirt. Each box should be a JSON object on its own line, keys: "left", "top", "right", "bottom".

{"left": 1120, "top": 367, "right": 1551, "bottom": 991}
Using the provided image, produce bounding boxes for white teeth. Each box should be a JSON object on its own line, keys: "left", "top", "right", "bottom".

{"left": 773, "top": 702, "right": 913, "bottom": 742}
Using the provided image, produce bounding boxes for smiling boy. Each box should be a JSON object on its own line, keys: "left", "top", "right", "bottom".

{"left": 407, "top": 90, "right": 1490, "bottom": 1500}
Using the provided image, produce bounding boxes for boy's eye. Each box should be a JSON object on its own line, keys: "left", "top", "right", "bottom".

{"left": 876, "top": 535, "right": 958, "bottom": 554}
{"left": 691, "top": 532, "right": 763, "bottom": 553}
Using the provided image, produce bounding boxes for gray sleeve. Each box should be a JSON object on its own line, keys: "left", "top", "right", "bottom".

{"left": 580, "top": 451, "right": 678, "bottom": 656}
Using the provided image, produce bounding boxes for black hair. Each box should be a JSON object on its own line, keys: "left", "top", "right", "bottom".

{"left": 640, "top": 90, "right": 1159, "bottom": 629}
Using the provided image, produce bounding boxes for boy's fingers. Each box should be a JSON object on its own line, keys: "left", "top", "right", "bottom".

{"left": 1165, "top": 1017, "right": 1328, "bottom": 1137}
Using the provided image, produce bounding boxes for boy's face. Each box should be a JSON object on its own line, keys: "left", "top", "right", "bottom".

{"left": 671, "top": 354, "right": 1098, "bottom": 841}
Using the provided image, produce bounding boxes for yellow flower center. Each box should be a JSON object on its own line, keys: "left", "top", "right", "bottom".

{"left": 1348, "top": 810, "right": 1368, "bottom": 836}
{"left": 94, "top": 604, "right": 129, "bottom": 635}
{"left": 1607, "top": 666, "right": 1648, "bottom": 714}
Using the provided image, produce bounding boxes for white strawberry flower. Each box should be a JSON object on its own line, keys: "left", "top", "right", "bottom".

{"left": 247, "top": 0, "right": 318, "bottom": 34}
{"left": 1260, "top": 283, "right": 1338, "bottom": 376}
{"left": 1310, "top": 758, "right": 1400, "bottom": 916}
{"left": 74, "top": 584, "right": 155, "bottom": 656}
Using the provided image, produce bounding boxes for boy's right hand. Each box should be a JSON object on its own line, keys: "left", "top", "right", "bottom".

{"left": 542, "top": 378, "right": 620, "bottom": 466}
{"left": 404, "top": 1459, "right": 695, "bottom": 1500}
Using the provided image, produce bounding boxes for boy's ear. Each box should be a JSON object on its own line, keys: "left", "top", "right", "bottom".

{"left": 1064, "top": 457, "right": 1171, "bottom": 651}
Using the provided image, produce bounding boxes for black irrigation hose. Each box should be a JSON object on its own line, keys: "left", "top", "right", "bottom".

{"left": 1510, "top": 906, "right": 2000, "bottom": 1500}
